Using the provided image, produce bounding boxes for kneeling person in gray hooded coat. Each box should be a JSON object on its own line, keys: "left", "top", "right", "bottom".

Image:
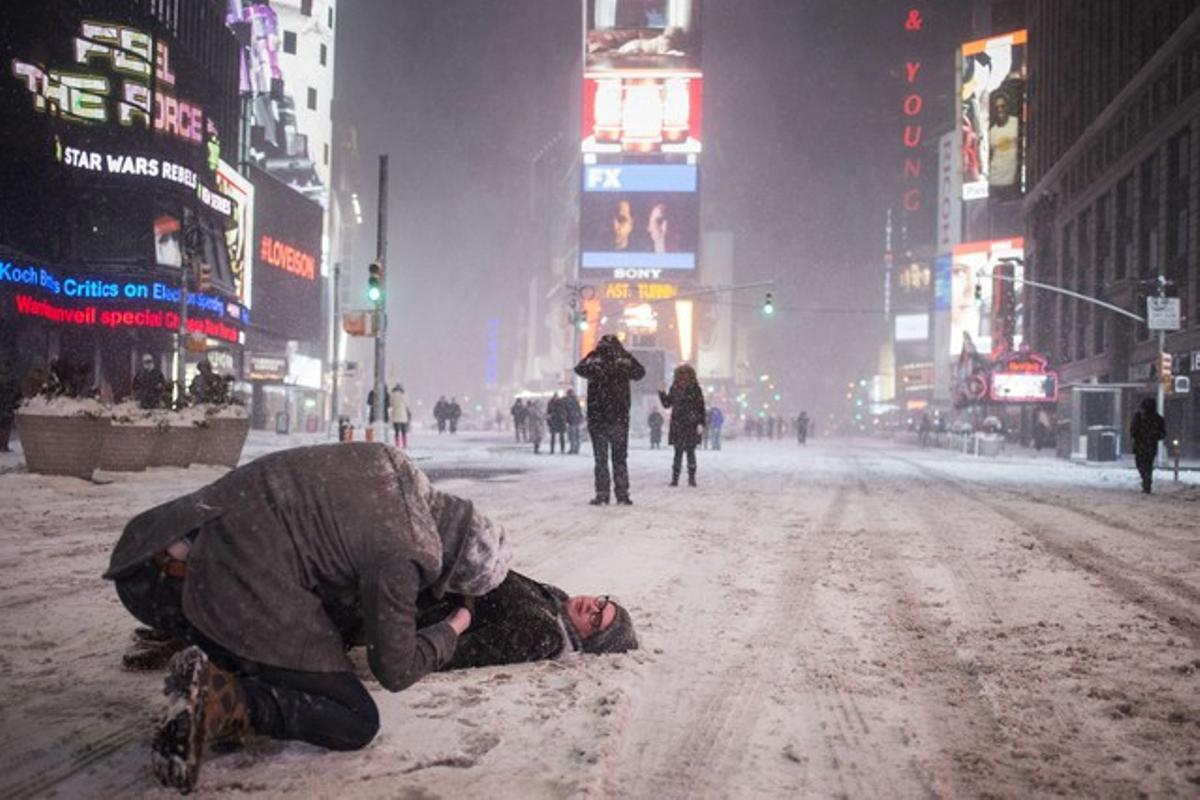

{"left": 104, "top": 443, "right": 511, "bottom": 792}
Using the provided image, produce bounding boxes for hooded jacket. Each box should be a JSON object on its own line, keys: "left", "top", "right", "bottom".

{"left": 574, "top": 337, "right": 646, "bottom": 427}
{"left": 104, "top": 443, "right": 510, "bottom": 690}
{"left": 659, "top": 382, "right": 706, "bottom": 447}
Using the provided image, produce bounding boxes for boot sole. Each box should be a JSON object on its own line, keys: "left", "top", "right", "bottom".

{"left": 152, "top": 647, "right": 210, "bottom": 793}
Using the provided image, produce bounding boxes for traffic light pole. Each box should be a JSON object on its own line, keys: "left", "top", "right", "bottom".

{"left": 373, "top": 155, "right": 389, "bottom": 443}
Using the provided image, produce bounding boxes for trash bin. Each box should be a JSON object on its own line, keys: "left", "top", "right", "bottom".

{"left": 1086, "top": 425, "right": 1118, "bottom": 461}
{"left": 275, "top": 411, "right": 290, "bottom": 435}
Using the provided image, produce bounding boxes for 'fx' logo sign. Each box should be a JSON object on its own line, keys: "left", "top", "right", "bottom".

{"left": 586, "top": 167, "right": 622, "bottom": 190}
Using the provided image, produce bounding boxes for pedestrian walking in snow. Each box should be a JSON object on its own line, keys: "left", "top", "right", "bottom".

{"left": 1130, "top": 398, "right": 1166, "bottom": 494}
{"left": 546, "top": 392, "right": 568, "bottom": 454}
{"left": 575, "top": 335, "right": 645, "bottom": 505}
{"left": 526, "top": 399, "right": 545, "bottom": 454}
{"left": 103, "top": 443, "right": 510, "bottom": 793}
{"left": 389, "top": 383, "right": 412, "bottom": 448}
{"left": 564, "top": 388, "right": 584, "bottom": 453}
{"left": 448, "top": 398, "right": 462, "bottom": 434}
{"left": 707, "top": 406, "right": 724, "bottom": 450}
{"left": 434, "top": 396, "right": 448, "bottom": 433}
{"left": 659, "top": 363, "right": 706, "bottom": 487}
{"left": 795, "top": 411, "right": 809, "bottom": 446}
{"left": 648, "top": 409, "right": 664, "bottom": 449}
{"left": 511, "top": 398, "right": 527, "bottom": 442}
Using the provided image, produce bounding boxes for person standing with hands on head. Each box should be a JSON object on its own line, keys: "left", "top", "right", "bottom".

{"left": 659, "top": 363, "right": 706, "bottom": 487}
{"left": 575, "top": 334, "right": 645, "bottom": 505}
{"left": 1130, "top": 398, "right": 1167, "bottom": 494}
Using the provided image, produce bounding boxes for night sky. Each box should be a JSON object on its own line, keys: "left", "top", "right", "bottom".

{"left": 338, "top": 1, "right": 972, "bottom": 416}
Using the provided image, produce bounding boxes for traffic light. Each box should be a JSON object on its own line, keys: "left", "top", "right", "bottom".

{"left": 367, "top": 262, "right": 383, "bottom": 305}
{"left": 763, "top": 292, "right": 774, "bottom": 315}
{"left": 974, "top": 282, "right": 982, "bottom": 301}
{"left": 577, "top": 312, "right": 589, "bottom": 332}
{"left": 197, "top": 261, "right": 212, "bottom": 293}
{"left": 1159, "top": 352, "right": 1174, "bottom": 390}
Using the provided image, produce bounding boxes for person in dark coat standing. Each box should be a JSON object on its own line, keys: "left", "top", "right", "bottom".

{"left": 448, "top": 397, "right": 462, "bottom": 434}
{"left": 796, "top": 411, "right": 810, "bottom": 446}
{"left": 433, "top": 396, "right": 448, "bottom": 433}
{"left": 647, "top": 409, "right": 664, "bottom": 449}
{"left": 546, "top": 392, "right": 568, "bottom": 454}
{"left": 367, "top": 389, "right": 389, "bottom": 426}
{"left": 104, "top": 443, "right": 510, "bottom": 791}
{"left": 659, "top": 363, "right": 706, "bottom": 486}
{"left": 575, "top": 335, "right": 645, "bottom": 505}
{"left": 526, "top": 399, "right": 545, "bottom": 453}
{"left": 132, "top": 353, "right": 166, "bottom": 409}
{"left": 511, "top": 398, "right": 527, "bottom": 442}
{"left": 563, "top": 388, "right": 584, "bottom": 454}
{"left": 1130, "top": 398, "right": 1167, "bottom": 494}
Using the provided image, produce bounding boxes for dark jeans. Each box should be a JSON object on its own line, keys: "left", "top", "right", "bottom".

{"left": 114, "top": 562, "right": 379, "bottom": 751}
{"left": 549, "top": 430, "right": 566, "bottom": 453}
{"left": 568, "top": 423, "right": 581, "bottom": 453}
{"left": 1135, "top": 448, "right": 1156, "bottom": 491}
{"left": 590, "top": 421, "right": 630, "bottom": 500}
{"left": 672, "top": 444, "right": 697, "bottom": 477}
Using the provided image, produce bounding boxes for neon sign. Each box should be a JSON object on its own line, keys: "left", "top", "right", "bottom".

{"left": 900, "top": 7, "right": 926, "bottom": 213}
{"left": 11, "top": 21, "right": 212, "bottom": 147}
{"left": 259, "top": 235, "right": 316, "bottom": 281}
{"left": 57, "top": 142, "right": 232, "bottom": 217}
{"left": 14, "top": 294, "right": 240, "bottom": 343}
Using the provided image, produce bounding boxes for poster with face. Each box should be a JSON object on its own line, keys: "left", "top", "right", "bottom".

{"left": 960, "top": 30, "right": 1027, "bottom": 201}
{"left": 950, "top": 239, "right": 1025, "bottom": 359}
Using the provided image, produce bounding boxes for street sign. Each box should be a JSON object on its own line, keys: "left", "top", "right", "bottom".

{"left": 342, "top": 310, "right": 381, "bottom": 337}
{"left": 1146, "top": 297, "right": 1181, "bottom": 330}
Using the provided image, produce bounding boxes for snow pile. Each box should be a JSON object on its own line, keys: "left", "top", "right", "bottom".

{"left": 108, "top": 401, "right": 159, "bottom": 427}
{"left": 17, "top": 394, "right": 107, "bottom": 418}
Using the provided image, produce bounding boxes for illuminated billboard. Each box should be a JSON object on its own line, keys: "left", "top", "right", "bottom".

{"left": 894, "top": 313, "right": 929, "bottom": 342}
{"left": 960, "top": 30, "right": 1027, "bottom": 201}
{"left": 950, "top": 239, "right": 1025, "bottom": 359}
{"left": 990, "top": 351, "right": 1057, "bottom": 403}
{"left": 585, "top": 0, "right": 703, "bottom": 73}
{"left": 580, "top": 164, "right": 698, "bottom": 273}
{"left": 215, "top": 160, "right": 254, "bottom": 306}
{"left": 227, "top": 1, "right": 334, "bottom": 205}
{"left": 582, "top": 75, "right": 702, "bottom": 155}
{"left": 250, "top": 165, "right": 322, "bottom": 341}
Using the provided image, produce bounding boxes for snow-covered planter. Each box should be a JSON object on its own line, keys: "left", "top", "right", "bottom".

{"left": 148, "top": 410, "right": 201, "bottom": 468}
{"left": 15, "top": 396, "right": 110, "bottom": 480}
{"left": 192, "top": 404, "right": 249, "bottom": 468}
{"left": 98, "top": 402, "right": 159, "bottom": 472}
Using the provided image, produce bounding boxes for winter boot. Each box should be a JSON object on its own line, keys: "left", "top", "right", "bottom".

{"left": 153, "top": 646, "right": 250, "bottom": 792}
{"left": 616, "top": 496, "right": 633, "bottom": 505}
{"left": 123, "top": 629, "right": 187, "bottom": 672}
{"left": 589, "top": 495, "right": 609, "bottom": 506}
{"left": 669, "top": 467, "right": 680, "bottom": 487}
{"left": 688, "top": 471, "right": 697, "bottom": 487}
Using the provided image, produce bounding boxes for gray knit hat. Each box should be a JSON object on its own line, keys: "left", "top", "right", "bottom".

{"left": 581, "top": 601, "right": 638, "bottom": 655}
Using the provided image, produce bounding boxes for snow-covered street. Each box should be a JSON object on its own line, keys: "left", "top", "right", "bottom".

{"left": 1, "top": 432, "right": 1199, "bottom": 798}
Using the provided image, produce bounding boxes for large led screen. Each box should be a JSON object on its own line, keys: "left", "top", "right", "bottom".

{"left": 227, "top": 1, "right": 330, "bottom": 205}
{"left": 586, "top": 0, "right": 703, "bottom": 73}
{"left": 582, "top": 76, "right": 702, "bottom": 155}
{"left": 960, "top": 30, "right": 1027, "bottom": 201}
{"left": 950, "top": 239, "right": 1025, "bottom": 359}
{"left": 249, "top": 165, "right": 322, "bottom": 341}
{"left": 580, "top": 164, "right": 698, "bottom": 272}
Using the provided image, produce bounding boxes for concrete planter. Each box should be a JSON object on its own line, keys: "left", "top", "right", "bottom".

{"left": 149, "top": 424, "right": 200, "bottom": 468}
{"left": 194, "top": 417, "right": 250, "bottom": 468}
{"left": 99, "top": 424, "right": 157, "bottom": 472}
{"left": 16, "top": 412, "right": 110, "bottom": 480}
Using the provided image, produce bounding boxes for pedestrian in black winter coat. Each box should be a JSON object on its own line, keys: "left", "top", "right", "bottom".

{"left": 659, "top": 363, "right": 705, "bottom": 487}
{"left": 511, "top": 399, "right": 527, "bottom": 442}
{"left": 647, "top": 410, "right": 664, "bottom": 449}
{"left": 1130, "top": 398, "right": 1166, "bottom": 494}
{"left": 546, "top": 392, "right": 568, "bottom": 453}
{"left": 563, "top": 389, "right": 584, "bottom": 453}
{"left": 574, "top": 335, "right": 645, "bottom": 505}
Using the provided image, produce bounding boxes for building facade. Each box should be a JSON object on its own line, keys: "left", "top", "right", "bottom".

{"left": 1023, "top": 0, "right": 1200, "bottom": 457}
{"left": 0, "top": 0, "right": 247, "bottom": 402}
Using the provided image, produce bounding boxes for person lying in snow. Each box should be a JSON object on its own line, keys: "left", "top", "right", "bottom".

{"left": 104, "top": 443, "right": 636, "bottom": 793}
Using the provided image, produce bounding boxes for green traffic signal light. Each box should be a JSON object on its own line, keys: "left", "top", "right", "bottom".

{"left": 763, "top": 291, "right": 774, "bottom": 315}
{"left": 367, "top": 262, "right": 383, "bottom": 304}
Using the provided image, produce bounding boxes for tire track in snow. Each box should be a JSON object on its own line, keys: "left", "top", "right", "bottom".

{"left": 893, "top": 456, "right": 1200, "bottom": 648}
{"left": 599, "top": 454, "right": 854, "bottom": 797}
